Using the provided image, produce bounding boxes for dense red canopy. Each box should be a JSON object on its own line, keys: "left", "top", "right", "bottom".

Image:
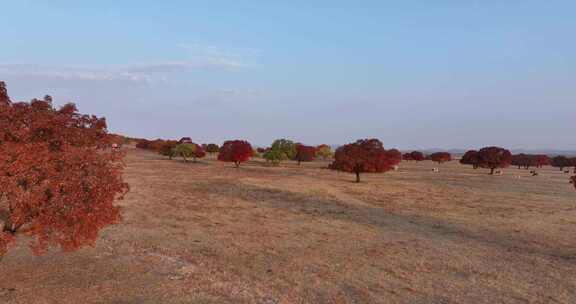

{"left": 329, "top": 139, "right": 401, "bottom": 182}
{"left": 477, "top": 146, "right": 512, "bottom": 174}
{"left": 0, "top": 82, "right": 128, "bottom": 257}
{"left": 294, "top": 144, "right": 317, "bottom": 164}
{"left": 218, "top": 140, "right": 254, "bottom": 167}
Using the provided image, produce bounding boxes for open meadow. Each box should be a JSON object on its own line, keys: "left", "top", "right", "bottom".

{"left": 1, "top": 146, "right": 575, "bottom": 304}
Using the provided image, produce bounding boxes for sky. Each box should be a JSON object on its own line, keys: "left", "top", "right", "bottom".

{"left": 1, "top": 0, "right": 575, "bottom": 150}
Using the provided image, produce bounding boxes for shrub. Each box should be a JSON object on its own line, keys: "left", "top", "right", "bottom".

{"left": 158, "top": 140, "right": 178, "bottom": 159}
{"left": 174, "top": 143, "right": 205, "bottom": 162}
{"left": 218, "top": 140, "right": 253, "bottom": 167}
{"left": 263, "top": 148, "right": 286, "bottom": 165}
{"left": 0, "top": 82, "right": 128, "bottom": 259}
{"left": 329, "top": 138, "right": 401, "bottom": 183}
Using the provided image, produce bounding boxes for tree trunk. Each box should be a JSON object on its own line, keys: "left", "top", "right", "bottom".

{"left": 355, "top": 171, "right": 360, "bottom": 183}
{"left": 490, "top": 167, "right": 495, "bottom": 175}
{"left": 235, "top": 161, "right": 240, "bottom": 168}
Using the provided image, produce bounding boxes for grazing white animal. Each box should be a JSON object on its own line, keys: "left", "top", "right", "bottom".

{"left": 432, "top": 168, "right": 439, "bottom": 173}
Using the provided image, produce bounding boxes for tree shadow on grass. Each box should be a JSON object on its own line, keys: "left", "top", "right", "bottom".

{"left": 193, "top": 181, "right": 576, "bottom": 265}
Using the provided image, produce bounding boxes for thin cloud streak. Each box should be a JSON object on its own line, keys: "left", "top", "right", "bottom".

{"left": 0, "top": 58, "right": 246, "bottom": 84}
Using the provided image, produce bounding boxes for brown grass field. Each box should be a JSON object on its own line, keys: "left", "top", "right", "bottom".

{"left": 1, "top": 147, "right": 576, "bottom": 304}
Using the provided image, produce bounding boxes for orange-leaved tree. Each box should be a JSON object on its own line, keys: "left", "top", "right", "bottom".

{"left": 0, "top": 82, "right": 129, "bottom": 260}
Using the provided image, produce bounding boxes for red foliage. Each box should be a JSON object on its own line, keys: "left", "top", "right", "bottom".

{"left": 477, "top": 146, "right": 512, "bottom": 174}
{"left": 295, "top": 144, "right": 317, "bottom": 164}
{"left": 535, "top": 155, "right": 551, "bottom": 168}
{"left": 136, "top": 139, "right": 151, "bottom": 150}
{"left": 460, "top": 150, "right": 479, "bottom": 168}
{"left": 329, "top": 139, "right": 401, "bottom": 183}
{"left": 0, "top": 82, "right": 128, "bottom": 257}
{"left": 218, "top": 140, "right": 253, "bottom": 167}
{"left": 192, "top": 143, "right": 206, "bottom": 159}
{"left": 387, "top": 149, "right": 402, "bottom": 162}
{"left": 409, "top": 151, "right": 425, "bottom": 161}
{"left": 0, "top": 82, "right": 9, "bottom": 104}
{"left": 511, "top": 154, "right": 550, "bottom": 169}
{"left": 430, "top": 152, "right": 452, "bottom": 164}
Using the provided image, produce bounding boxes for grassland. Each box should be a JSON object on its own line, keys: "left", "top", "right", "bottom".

{"left": 1, "top": 147, "right": 575, "bottom": 303}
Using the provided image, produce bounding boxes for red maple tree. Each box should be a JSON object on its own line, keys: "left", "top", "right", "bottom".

{"left": 477, "top": 146, "right": 512, "bottom": 174}
{"left": 218, "top": 140, "right": 254, "bottom": 167}
{"left": 294, "top": 144, "right": 317, "bottom": 165}
{"left": 0, "top": 82, "right": 128, "bottom": 259}
{"left": 430, "top": 152, "right": 452, "bottom": 164}
{"left": 329, "top": 139, "right": 401, "bottom": 183}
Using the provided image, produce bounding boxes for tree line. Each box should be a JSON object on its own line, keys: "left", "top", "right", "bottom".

{"left": 1, "top": 81, "right": 575, "bottom": 262}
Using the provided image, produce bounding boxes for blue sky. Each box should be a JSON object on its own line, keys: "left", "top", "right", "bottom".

{"left": 1, "top": 1, "right": 575, "bottom": 149}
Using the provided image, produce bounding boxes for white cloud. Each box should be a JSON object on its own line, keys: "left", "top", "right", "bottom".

{"left": 0, "top": 58, "right": 245, "bottom": 85}
{"left": 0, "top": 43, "right": 258, "bottom": 85}
{"left": 177, "top": 43, "right": 260, "bottom": 66}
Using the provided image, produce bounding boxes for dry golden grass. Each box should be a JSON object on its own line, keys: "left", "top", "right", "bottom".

{"left": 1, "top": 148, "right": 575, "bottom": 303}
